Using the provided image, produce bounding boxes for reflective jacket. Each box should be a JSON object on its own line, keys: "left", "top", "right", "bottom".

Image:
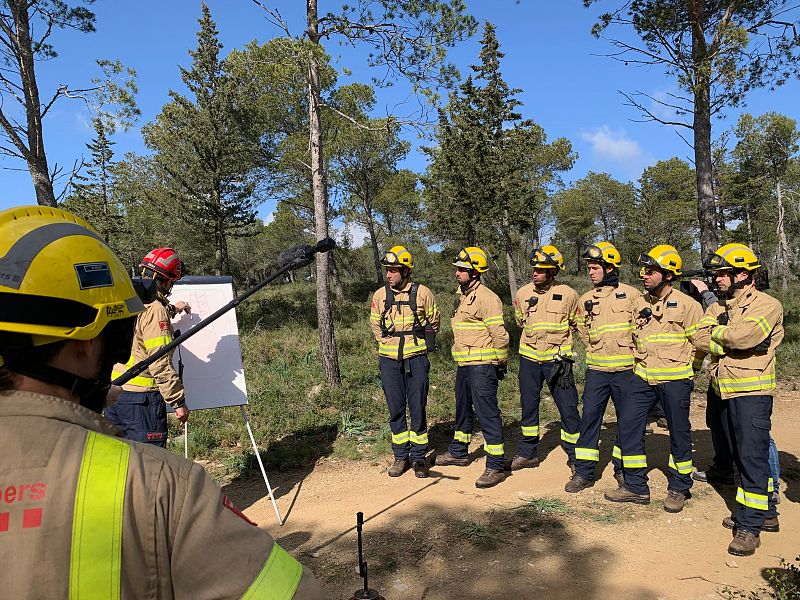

{"left": 370, "top": 281, "right": 440, "bottom": 359}
{"left": 692, "top": 285, "right": 784, "bottom": 399}
{"left": 451, "top": 281, "right": 509, "bottom": 366}
{"left": 0, "top": 390, "right": 324, "bottom": 599}
{"left": 632, "top": 286, "right": 704, "bottom": 384}
{"left": 513, "top": 281, "right": 578, "bottom": 363}
{"left": 576, "top": 283, "right": 640, "bottom": 372}
{"left": 112, "top": 295, "right": 184, "bottom": 407}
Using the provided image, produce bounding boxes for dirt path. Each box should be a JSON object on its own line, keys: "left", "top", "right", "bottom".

{"left": 225, "top": 385, "right": 800, "bottom": 599}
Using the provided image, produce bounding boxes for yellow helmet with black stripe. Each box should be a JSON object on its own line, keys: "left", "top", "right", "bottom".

{"left": 704, "top": 243, "right": 761, "bottom": 272}
{"left": 452, "top": 246, "right": 489, "bottom": 273}
{"left": 530, "top": 245, "right": 565, "bottom": 271}
{"left": 381, "top": 245, "right": 414, "bottom": 269}
{"left": 582, "top": 241, "right": 621, "bottom": 268}
{"left": 639, "top": 244, "right": 682, "bottom": 276}
{"left": 0, "top": 206, "right": 145, "bottom": 347}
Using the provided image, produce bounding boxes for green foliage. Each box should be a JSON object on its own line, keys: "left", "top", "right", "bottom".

{"left": 720, "top": 555, "right": 800, "bottom": 600}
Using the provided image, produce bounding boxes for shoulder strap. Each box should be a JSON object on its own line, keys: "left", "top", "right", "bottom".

{"left": 383, "top": 283, "right": 394, "bottom": 314}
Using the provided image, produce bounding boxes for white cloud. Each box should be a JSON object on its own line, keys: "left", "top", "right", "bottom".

{"left": 581, "top": 125, "right": 644, "bottom": 162}
{"left": 262, "top": 211, "right": 275, "bottom": 225}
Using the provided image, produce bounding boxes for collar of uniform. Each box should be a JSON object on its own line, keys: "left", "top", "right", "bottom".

{"left": 458, "top": 279, "right": 481, "bottom": 297}
{"left": 646, "top": 285, "right": 674, "bottom": 306}
{"left": 390, "top": 280, "right": 413, "bottom": 294}
{"left": 155, "top": 292, "right": 170, "bottom": 306}
{"left": 726, "top": 284, "right": 757, "bottom": 311}
{"left": 0, "top": 390, "right": 122, "bottom": 437}
{"left": 592, "top": 285, "right": 616, "bottom": 299}
{"left": 533, "top": 280, "right": 554, "bottom": 294}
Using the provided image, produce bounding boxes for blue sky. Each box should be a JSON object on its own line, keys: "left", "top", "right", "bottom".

{"left": 2, "top": 1, "right": 799, "bottom": 227}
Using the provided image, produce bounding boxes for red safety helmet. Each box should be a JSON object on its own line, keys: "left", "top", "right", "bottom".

{"left": 140, "top": 247, "right": 183, "bottom": 281}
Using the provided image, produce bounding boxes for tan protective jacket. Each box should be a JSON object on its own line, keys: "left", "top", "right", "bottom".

{"left": 632, "top": 286, "right": 704, "bottom": 384}
{"left": 576, "top": 283, "right": 640, "bottom": 372}
{"left": 513, "top": 281, "right": 578, "bottom": 363}
{"left": 451, "top": 280, "right": 509, "bottom": 366}
{"left": 692, "top": 285, "right": 784, "bottom": 399}
{"left": 0, "top": 390, "right": 325, "bottom": 599}
{"left": 370, "top": 281, "right": 440, "bottom": 359}
{"left": 112, "top": 295, "right": 184, "bottom": 407}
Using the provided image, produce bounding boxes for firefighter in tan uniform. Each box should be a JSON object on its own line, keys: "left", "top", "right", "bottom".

{"left": 566, "top": 241, "right": 643, "bottom": 493}
{"left": 370, "top": 245, "right": 440, "bottom": 478}
{"left": 509, "top": 245, "right": 581, "bottom": 472}
{"left": 0, "top": 207, "right": 323, "bottom": 598}
{"left": 691, "top": 243, "right": 783, "bottom": 557}
{"left": 108, "top": 247, "right": 189, "bottom": 447}
{"left": 604, "top": 245, "right": 703, "bottom": 512}
{"left": 435, "top": 247, "right": 510, "bottom": 489}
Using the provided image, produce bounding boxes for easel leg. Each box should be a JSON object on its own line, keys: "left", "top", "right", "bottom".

{"left": 240, "top": 405, "right": 283, "bottom": 525}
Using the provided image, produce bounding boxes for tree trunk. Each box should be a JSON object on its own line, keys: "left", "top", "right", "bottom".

{"left": 26, "top": 154, "right": 57, "bottom": 207}
{"left": 366, "top": 211, "right": 383, "bottom": 285}
{"left": 689, "top": 1, "right": 718, "bottom": 258}
{"left": 776, "top": 179, "right": 791, "bottom": 292}
{"left": 307, "top": 0, "right": 341, "bottom": 386}
{"left": 503, "top": 231, "right": 518, "bottom": 300}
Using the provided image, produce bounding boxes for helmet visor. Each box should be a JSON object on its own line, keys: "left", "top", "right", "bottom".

{"left": 582, "top": 245, "right": 604, "bottom": 261}
{"left": 637, "top": 253, "right": 660, "bottom": 269}
{"left": 381, "top": 251, "right": 401, "bottom": 267}
{"left": 531, "top": 248, "right": 558, "bottom": 268}
{"left": 703, "top": 252, "right": 729, "bottom": 271}
{"left": 453, "top": 249, "right": 477, "bottom": 270}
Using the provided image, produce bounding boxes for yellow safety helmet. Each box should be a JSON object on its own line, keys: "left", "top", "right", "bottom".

{"left": 530, "top": 245, "right": 565, "bottom": 271}
{"left": 0, "top": 206, "right": 145, "bottom": 347}
{"left": 582, "top": 241, "right": 621, "bottom": 268}
{"left": 452, "top": 246, "right": 489, "bottom": 273}
{"left": 381, "top": 245, "right": 413, "bottom": 269}
{"left": 704, "top": 243, "right": 761, "bottom": 272}
{"left": 638, "top": 244, "right": 682, "bottom": 276}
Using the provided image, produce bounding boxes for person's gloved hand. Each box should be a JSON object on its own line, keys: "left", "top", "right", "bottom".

{"left": 558, "top": 357, "right": 575, "bottom": 390}
{"left": 718, "top": 312, "right": 729, "bottom": 325}
{"left": 496, "top": 363, "right": 508, "bottom": 381}
{"left": 752, "top": 338, "right": 771, "bottom": 354}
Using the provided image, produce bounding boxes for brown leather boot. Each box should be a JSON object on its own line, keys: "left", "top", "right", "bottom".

{"left": 663, "top": 490, "right": 690, "bottom": 513}
{"left": 614, "top": 471, "right": 625, "bottom": 489}
{"left": 604, "top": 487, "right": 650, "bottom": 505}
{"left": 565, "top": 474, "right": 594, "bottom": 493}
{"left": 728, "top": 529, "right": 761, "bottom": 556}
{"left": 509, "top": 456, "right": 540, "bottom": 471}
{"left": 475, "top": 468, "right": 506, "bottom": 489}
{"left": 435, "top": 452, "right": 470, "bottom": 467}
{"left": 412, "top": 460, "right": 429, "bottom": 479}
{"left": 567, "top": 461, "right": 576, "bottom": 477}
{"left": 387, "top": 458, "right": 409, "bottom": 477}
{"left": 723, "top": 515, "right": 779, "bottom": 533}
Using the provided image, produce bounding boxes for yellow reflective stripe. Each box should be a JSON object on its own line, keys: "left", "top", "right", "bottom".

{"left": 641, "top": 333, "right": 688, "bottom": 343}
{"left": 575, "top": 447, "right": 599, "bottom": 461}
{"left": 241, "top": 542, "right": 303, "bottom": 600}
{"left": 711, "top": 325, "right": 728, "bottom": 345}
{"left": 453, "top": 322, "right": 488, "bottom": 330}
{"left": 612, "top": 445, "right": 622, "bottom": 460}
{"left": 454, "top": 431, "right": 472, "bottom": 443}
{"left": 70, "top": 432, "right": 131, "bottom": 600}
{"left": 453, "top": 349, "right": 507, "bottom": 363}
{"left": 484, "top": 315, "right": 505, "bottom": 326}
{"left": 586, "top": 353, "right": 634, "bottom": 367}
{"left": 560, "top": 429, "right": 579, "bottom": 444}
{"left": 622, "top": 454, "right": 647, "bottom": 468}
{"left": 484, "top": 442, "right": 504, "bottom": 456}
{"left": 525, "top": 321, "right": 569, "bottom": 332}
{"left": 391, "top": 431, "right": 410, "bottom": 444}
{"left": 590, "top": 322, "right": 633, "bottom": 338}
{"left": 519, "top": 344, "right": 560, "bottom": 362}
{"left": 668, "top": 455, "right": 693, "bottom": 474}
{"left": 378, "top": 341, "right": 427, "bottom": 359}
{"left": 143, "top": 335, "right": 171, "bottom": 350}
{"left": 735, "top": 487, "right": 769, "bottom": 510}
{"left": 768, "top": 477, "right": 774, "bottom": 493}
{"left": 370, "top": 312, "right": 381, "bottom": 321}
{"left": 521, "top": 425, "right": 540, "bottom": 437}
{"left": 684, "top": 324, "right": 699, "bottom": 336}
{"left": 409, "top": 431, "right": 428, "bottom": 445}
{"left": 744, "top": 316, "right": 771, "bottom": 337}
{"left": 709, "top": 339, "right": 726, "bottom": 356}
{"left": 717, "top": 372, "right": 776, "bottom": 393}
{"left": 634, "top": 363, "right": 693, "bottom": 381}
{"left": 698, "top": 316, "right": 718, "bottom": 327}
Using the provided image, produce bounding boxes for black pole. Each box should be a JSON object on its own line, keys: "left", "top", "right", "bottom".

{"left": 113, "top": 237, "right": 335, "bottom": 387}
{"left": 357, "top": 512, "right": 367, "bottom": 592}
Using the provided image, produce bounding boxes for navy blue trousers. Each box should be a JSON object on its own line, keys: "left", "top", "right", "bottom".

{"left": 574, "top": 369, "right": 635, "bottom": 481}
{"left": 447, "top": 364, "right": 505, "bottom": 470}
{"left": 516, "top": 357, "right": 581, "bottom": 463}
{"left": 618, "top": 377, "right": 693, "bottom": 495}
{"left": 104, "top": 390, "right": 168, "bottom": 447}
{"left": 380, "top": 354, "right": 430, "bottom": 461}
{"left": 706, "top": 389, "right": 777, "bottom": 533}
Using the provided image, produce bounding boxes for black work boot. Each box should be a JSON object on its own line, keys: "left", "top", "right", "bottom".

{"left": 728, "top": 529, "right": 761, "bottom": 556}
{"left": 475, "top": 468, "right": 506, "bottom": 489}
{"left": 387, "top": 458, "right": 409, "bottom": 477}
{"left": 435, "top": 452, "right": 470, "bottom": 467}
{"left": 692, "top": 465, "right": 734, "bottom": 485}
{"left": 565, "top": 474, "right": 594, "bottom": 493}
{"left": 412, "top": 459, "right": 429, "bottom": 479}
